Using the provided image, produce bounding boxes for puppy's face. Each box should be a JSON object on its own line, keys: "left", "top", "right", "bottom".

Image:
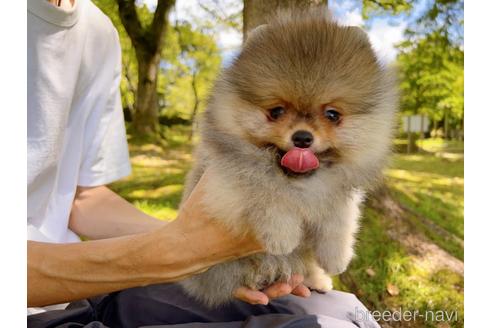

{"left": 212, "top": 11, "right": 396, "bottom": 177}
{"left": 240, "top": 97, "right": 345, "bottom": 176}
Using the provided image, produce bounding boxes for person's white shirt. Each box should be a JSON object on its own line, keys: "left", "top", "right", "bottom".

{"left": 27, "top": 0, "right": 131, "bottom": 244}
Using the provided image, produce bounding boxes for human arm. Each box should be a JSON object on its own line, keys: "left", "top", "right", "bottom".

{"left": 29, "top": 170, "right": 310, "bottom": 307}
{"left": 28, "top": 172, "right": 263, "bottom": 307}
{"left": 68, "top": 179, "right": 311, "bottom": 305}
{"left": 69, "top": 185, "right": 165, "bottom": 240}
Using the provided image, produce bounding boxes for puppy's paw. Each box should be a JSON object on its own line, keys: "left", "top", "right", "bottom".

{"left": 304, "top": 271, "right": 333, "bottom": 293}
{"left": 317, "top": 246, "right": 354, "bottom": 275}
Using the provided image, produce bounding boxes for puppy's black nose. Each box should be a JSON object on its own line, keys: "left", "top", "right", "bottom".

{"left": 292, "top": 130, "right": 313, "bottom": 148}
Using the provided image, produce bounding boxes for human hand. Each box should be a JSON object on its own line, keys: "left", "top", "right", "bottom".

{"left": 167, "top": 170, "right": 264, "bottom": 269}
{"left": 233, "top": 273, "right": 311, "bottom": 305}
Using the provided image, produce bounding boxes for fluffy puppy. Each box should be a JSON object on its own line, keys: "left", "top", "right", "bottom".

{"left": 179, "top": 8, "right": 397, "bottom": 307}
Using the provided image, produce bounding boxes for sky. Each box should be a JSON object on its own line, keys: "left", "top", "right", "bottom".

{"left": 140, "top": 0, "right": 429, "bottom": 64}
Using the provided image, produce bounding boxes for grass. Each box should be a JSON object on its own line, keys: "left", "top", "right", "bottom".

{"left": 110, "top": 126, "right": 194, "bottom": 220}
{"left": 338, "top": 139, "right": 464, "bottom": 327}
{"left": 339, "top": 208, "right": 464, "bottom": 327}
{"left": 419, "top": 138, "right": 464, "bottom": 154}
{"left": 110, "top": 132, "right": 463, "bottom": 328}
{"left": 385, "top": 151, "right": 464, "bottom": 260}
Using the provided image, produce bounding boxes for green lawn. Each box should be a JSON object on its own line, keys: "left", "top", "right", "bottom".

{"left": 385, "top": 153, "right": 464, "bottom": 260}
{"left": 338, "top": 139, "right": 464, "bottom": 327}
{"left": 110, "top": 127, "right": 194, "bottom": 220}
{"left": 110, "top": 133, "right": 464, "bottom": 328}
{"left": 339, "top": 206, "right": 463, "bottom": 327}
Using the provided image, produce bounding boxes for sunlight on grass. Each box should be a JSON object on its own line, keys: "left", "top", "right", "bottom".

{"left": 420, "top": 138, "right": 464, "bottom": 154}
{"left": 134, "top": 200, "right": 178, "bottom": 221}
{"left": 385, "top": 153, "right": 464, "bottom": 258}
{"left": 109, "top": 130, "right": 194, "bottom": 221}
{"left": 128, "top": 184, "right": 183, "bottom": 199}
{"left": 391, "top": 263, "right": 463, "bottom": 328}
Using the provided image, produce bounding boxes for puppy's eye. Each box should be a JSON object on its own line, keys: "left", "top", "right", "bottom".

{"left": 324, "top": 107, "right": 341, "bottom": 123}
{"left": 269, "top": 106, "right": 285, "bottom": 120}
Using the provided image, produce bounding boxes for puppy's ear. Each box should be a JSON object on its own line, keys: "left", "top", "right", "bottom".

{"left": 244, "top": 24, "right": 268, "bottom": 43}
{"left": 347, "top": 26, "right": 370, "bottom": 44}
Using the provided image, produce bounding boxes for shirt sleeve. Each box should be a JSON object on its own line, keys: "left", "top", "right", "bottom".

{"left": 77, "top": 28, "right": 131, "bottom": 187}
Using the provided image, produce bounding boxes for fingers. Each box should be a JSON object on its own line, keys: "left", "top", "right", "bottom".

{"left": 289, "top": 273, "right": 310, "bottom": 297}
{"left": 233, "top": 286, "right": 269, "bottom": 305}
{"left": 262, "top": 274, "right": 310, "bottom": 299}
{"left": 262, "top": 282, "right": 293, "bottom": 299}
{"left": 233, "top": 274, "right": 311, "bottom": 306}
{"left": 291, "top": 283, "right": 311, "bottom": 297}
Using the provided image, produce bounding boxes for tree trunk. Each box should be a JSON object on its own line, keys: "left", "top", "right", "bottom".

{"left": 444, "top": 110, "right": 449, "bottom": 140}
{"left": 407, "top": 116, "right": 412, "bottom": 154}
{"left": 122, "top": 54, "right": 137, "bottom": 120}
{"left": 133, "top": 51, "right": 160, "bottom": 136}
{"left": 117, "top": 0, "right": 175, "bottom": 139}
{"left": 243, "top": 0, "right": 326, "bottom": 37}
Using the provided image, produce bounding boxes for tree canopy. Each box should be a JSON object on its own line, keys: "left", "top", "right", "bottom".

{"left": 397, "top": 0, "right": 463, "bottom": 137}
{"left": 94, "top": 0, "right": 221, "bottom": 137}
{"left": 94, "top": 0, "right": 464, "bottom": 140}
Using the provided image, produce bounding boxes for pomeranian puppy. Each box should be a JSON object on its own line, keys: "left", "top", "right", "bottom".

{"left": 179, "top": 8, "right": 397, "bottom": 307}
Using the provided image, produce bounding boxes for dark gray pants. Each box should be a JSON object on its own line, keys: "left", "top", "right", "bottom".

{"left": 27, "top": 283, "right": 379, "bottom": 328}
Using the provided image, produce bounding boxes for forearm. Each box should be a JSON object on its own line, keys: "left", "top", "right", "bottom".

{"left": 69, "top": 185, "right": 165, "bottom": 239}
{"left": 30, "top": 171, "right": 263, "bottom": 307}
{"left": 28, "top": 217, "right": 261, "bottom": 307}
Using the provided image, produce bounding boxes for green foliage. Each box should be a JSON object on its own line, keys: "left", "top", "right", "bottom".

{"left": 396, "top": 0, "right": 463, "bottom": 136}
{"left": 93, "top": 0, "right": 139, "bottom": 113}
{"left": 195, "top": 0, "right": 243, "bottom": 32}
{"left": 361, "top": 0, "right": 413, "bottom": 18}
{"left": 363, "top": 0, "right": 464, "bottom": 137}
{"left": 93, "top": 0, "right": 221, "bottom": 123}
{"left": 397, "top": 33, "right": 463, "bottom": 125}
{"left": 160, "top": 22, "right": 221, "bottom": 120}
{"left": 415, "top": 0, "right": 464, "bottom": 43}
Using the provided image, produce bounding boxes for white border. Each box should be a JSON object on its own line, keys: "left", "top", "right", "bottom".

{"left": 464, "top": 1, "right": 492, "bottom": 327}
{"left": 0, "top": 0, "right": 27, "bottom": 325}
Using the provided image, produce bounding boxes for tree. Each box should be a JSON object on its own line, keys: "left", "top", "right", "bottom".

{"left": 361, "top": 0, "right": 412, "bottom": 18}
{"left": 243, "top": 0, "right": 325, "bottom": 36}
{"left": 95, "top": 0, "right": 221, "bottom": 134}
{"left": 397, "top": 0, "right": 463, "bottom": 139}
{"left": 93, "top": 0, "right": 138, "bottom": 121}
{"left": 159, "top": 21, "right": 221, "bottom": 134}
{"left": 175, "top": 23, "right": 221, "bottom": 122}
{"left": 116, "top": 0, "right": 176, "bottom": 138}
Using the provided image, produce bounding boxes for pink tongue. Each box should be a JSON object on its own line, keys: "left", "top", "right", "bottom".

{"left": 280, "top": 147, "right": 319, "bottom": 173}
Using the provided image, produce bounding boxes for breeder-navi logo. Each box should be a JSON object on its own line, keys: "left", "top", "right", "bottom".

{"left": 355, "top": 306, "right": 459, "bottom": 323}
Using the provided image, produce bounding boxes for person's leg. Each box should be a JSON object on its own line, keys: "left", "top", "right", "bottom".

{"left": 27, "top": 283, "right": 379, "bottom": 328}
{"left": 27, "top": 297, "right": 107, "bottom": 328}
{"left": 280, "top": 290, "right": 380, "bottom": 328}
{"left": 95, "top": 283, "right": 379, "bottom": 328}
